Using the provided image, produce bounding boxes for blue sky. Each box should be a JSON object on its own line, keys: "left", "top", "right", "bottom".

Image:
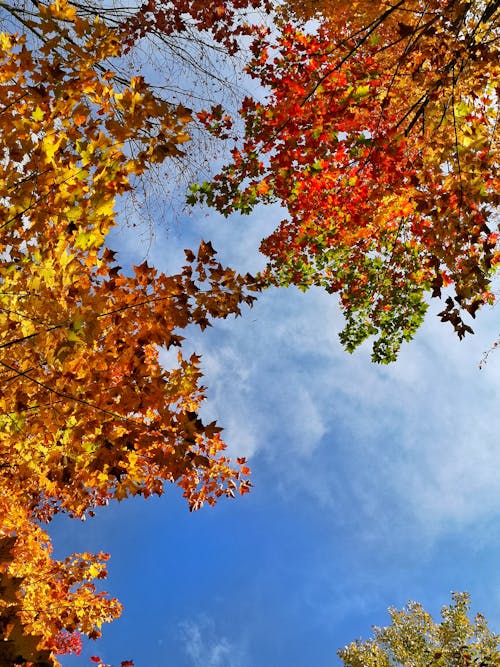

{"left": 50, "top": 199, "right": 500, "bottom": 666}
{"left": 1, "top": 1, "right": 497, "bottom": 664}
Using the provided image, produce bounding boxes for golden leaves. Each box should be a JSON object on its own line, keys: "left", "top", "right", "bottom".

{"left": 0, "top": 1, "right": 255, "bottom": 662}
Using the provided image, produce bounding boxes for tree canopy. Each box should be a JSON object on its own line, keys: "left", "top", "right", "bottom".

{"left": 193, "top": 0, "right": 500, "bottom": 361}
{"left": 339, "top": 592, "right": 500, "bottom": 667}
{"left": 0, "top": 1, "right": 257, "bottom": 662}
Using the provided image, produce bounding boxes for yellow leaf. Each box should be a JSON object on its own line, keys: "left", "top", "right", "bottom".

{"left": 88, "top": 564, "right": 101, "bottom": 579}
{"left": 32, "top": 106, "right": 45, "bottom": 122}
{"left": 0, "top": 32, "right": 12, "bottom": 50}
{"left": 94, "top": 197, "right": 114, "bottom": 217}
{"left": 42, "top": 134, "right": 62, "bottom": 163}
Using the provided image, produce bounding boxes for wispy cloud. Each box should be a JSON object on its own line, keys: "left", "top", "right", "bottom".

{"left": 109, "top": 197, "right": 500, "bottom": 549}
{"left": 189, "top": 284, "right": 500, "bottom": 548}
{"left": 178, "top": 616, "right": 249, "bottom": 667}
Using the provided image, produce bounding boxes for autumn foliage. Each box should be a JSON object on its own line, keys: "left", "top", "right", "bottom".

{"left": 2, "top": 0, "right": 500, "bottom": 663}
{"left": 193, "top": 0, "right": 500, "bottom": 361}
{"left": 0, "top": 1, "right": 257, "bottom": 663}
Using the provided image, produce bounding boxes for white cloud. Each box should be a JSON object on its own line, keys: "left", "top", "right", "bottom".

{"left": 178, "top": 616, "right": 248, "bottom": 667}
{"left": 109, "top": 194, "right": 500, "bottom": 549}
{"left": 188, "top": 286, "right": 500, "bottom": 548}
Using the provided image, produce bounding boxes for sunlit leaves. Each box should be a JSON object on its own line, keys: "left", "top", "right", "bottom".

{"left": 0, "top": 0, "right": 257, "bottom": 507}
{"left": 194, "top": 1, "right": 500, "bottom": 361}
{"left": 0, "top": 498, "right": 121, "bottom": 663}
{"left": 339, "top": 593, "right": 500, "bottom": 667}
{"left": 0, "top": 1, "right": 257, "bottom": 661}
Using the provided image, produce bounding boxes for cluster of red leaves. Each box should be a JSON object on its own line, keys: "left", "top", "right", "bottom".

{"left": 193, "top": 2, "right": 500, "bottom": 361}
{"left": 54, "top": 630, "right": 83, "bottom": 656}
